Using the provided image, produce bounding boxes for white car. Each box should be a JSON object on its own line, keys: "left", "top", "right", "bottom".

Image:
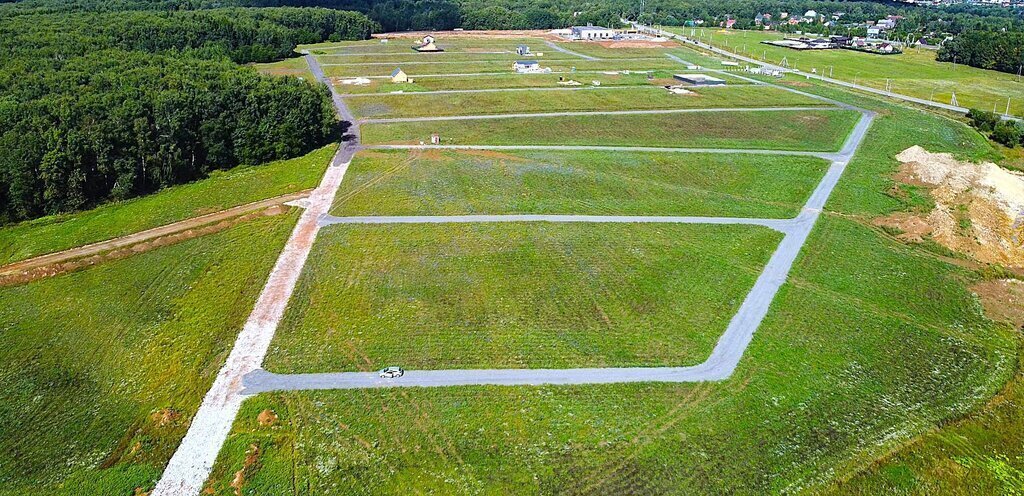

{"left": 379, "top": 366, "right": 405, "bottom": 378}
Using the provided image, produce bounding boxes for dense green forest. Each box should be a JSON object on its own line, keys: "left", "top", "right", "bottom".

{"left": 0, "top": 7, "right": 376, "bottom": 223}
{"left": 938, "top": 30, "right": 1024, "bottom": 75}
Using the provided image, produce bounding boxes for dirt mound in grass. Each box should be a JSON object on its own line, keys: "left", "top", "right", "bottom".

{"left": 972, "top": 279, "right": 1024, "bottom": 328}
{"left": 878, "top": 146, "right": 1024, "bottom": 267}
{"left": 257, "top": 409, "right": 278, "bottom": 427}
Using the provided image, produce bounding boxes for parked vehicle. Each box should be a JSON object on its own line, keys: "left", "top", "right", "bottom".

{"left": 379, "top": 366, "right": 405, "bottom": 378}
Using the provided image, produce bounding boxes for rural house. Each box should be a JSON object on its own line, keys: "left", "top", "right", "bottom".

{"left": 390, "top": 68, "right": 409, "bottom": 83}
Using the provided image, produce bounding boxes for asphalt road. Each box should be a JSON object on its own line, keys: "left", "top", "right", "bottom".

{"left": 359, "top": 105, "right": 841, "bottom": 123}
{"left": 544, "top": 40, "right": 601, "bottom": 60}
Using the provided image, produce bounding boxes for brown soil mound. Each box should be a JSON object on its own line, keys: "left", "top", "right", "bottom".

{"left": 257, "top": 409, "right": 278, "bottom": 427}
{"left": 151, "top": 408, "right": 181, "bottom": 428}
{"left": 972, "top": 279, "right": 1024, "bottom": 328}
{"left": 886, "top": 146, "right": 1024, "bottom": 267}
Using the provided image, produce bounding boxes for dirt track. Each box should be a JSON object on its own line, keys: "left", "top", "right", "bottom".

{"left": 0, "top": 190, "right": 311, "bottom": 286}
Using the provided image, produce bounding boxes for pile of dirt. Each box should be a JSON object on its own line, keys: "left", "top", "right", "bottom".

{"left": 256, "top": 409, "right": 278, "bottom": 427}
{"left": 150, "top": 408, "right": 181, "bottom": 428}
{"left": 877, "top": 146, "right": 1024, "bottom": 267}
{"left": 972, "top": 279, "right": 1024, "bottom": 328}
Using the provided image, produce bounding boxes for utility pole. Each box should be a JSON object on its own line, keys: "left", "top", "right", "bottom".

{"left": 951, "top": 91, "right": 958, "bottom": 107}
{"left": 1006, "top": 97, "right": 1011, "bottom": 116}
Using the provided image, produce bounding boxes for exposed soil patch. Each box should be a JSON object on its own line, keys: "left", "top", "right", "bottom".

{"left": 231, "top": 443, "right": 261, "bottom": 496}
{"left": 257, "top": 409, "right": 279, "bottom": 427}
{"left": 885, "top": 146, "right": 1024, "bottom": 267}
{"left": 972, "top": 279, "right": 1024, "bottom": 328}
{"left": 0, "top": 192, "right": 306, "bottom": 287}
{"left": 151, "top": 408, "right": 181, "bottom": 428}
{"left": 874, "top": 212, "right": 933, "bottom": 243}
{"left": 783, "top": 80, "right": 813, "bottom": 88}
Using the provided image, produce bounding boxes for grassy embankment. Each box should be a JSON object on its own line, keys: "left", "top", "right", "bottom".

{"left": 0, "top": 214, "right": 296, "bottom": 495}
{"left": 206, "top": 78, "right": 1019, "bottom": 494}
{"left": 361, "top": 109, "right": 861, "bottom": 151}
{"left": 346, "top": 85, "right": 831, "bottom": 119}
{"left": 665, "top": 27, "right": 1024, "bottom": 117}
{"left": 0, "top": 144, "right": 335, "bottom": 265}
{"left": 329, "top": 149, "right": 828, "bottom": 219}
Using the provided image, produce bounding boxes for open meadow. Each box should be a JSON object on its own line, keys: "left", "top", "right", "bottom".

{"left": 346, "top": 85, "right": 831, "bottom": 119}
{"left": 329, "top": 149, "right": 829, "bottom": 218}
{"left": 0, "top": 215, "right": 296, "bottom": 494}
{"left": 203, "top": 50, "right": 1022, "bottom": 494}
{"left": 361, "top": 109, "right": 861, "bottom": 150}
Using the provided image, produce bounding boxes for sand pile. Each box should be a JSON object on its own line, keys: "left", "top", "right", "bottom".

{"left": 883, "top": 146, "right": 1024, "bottom": 267}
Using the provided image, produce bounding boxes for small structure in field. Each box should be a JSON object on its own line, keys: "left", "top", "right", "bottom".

{"left": 390, "top": 68, "right": 410, "bottom": 83}
{"left": 430, "top": 133, "right": 440, "bottom": 144}
{"left": 513, "top": 60, "right": 550, "bottom": 73}
{"left": 673, "top": 74, "right": 726, "bottom": 85}
{"left": 414, "top": 35, "right": 443, "bottom": 52}
{"left": 516, "top": 45, "right": 531, "bottom": 56}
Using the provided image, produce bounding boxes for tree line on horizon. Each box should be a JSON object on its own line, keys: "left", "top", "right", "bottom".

{"left": 0, "top": 7, "right": 376, "bottom": 223}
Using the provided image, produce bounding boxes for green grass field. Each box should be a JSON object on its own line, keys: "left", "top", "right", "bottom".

{"left": 304, "top": 37, "right": 551, "bottom": 55}
{"left": 0, "top": 214, "right": 296, "bottom": 495}
{"left": 263, "top": 223, "right": 781, "bottom": 372}
{"left": 361, "top": 109, "right": 860, "bottom": 151}
{"left": 335, "top": 69, "right": 755, "bottom": 94}
{"left": 0, "top": 144, "right": 335, "bottom": 265}
{"left": 345, "top": 85, "right": 830, "bottom": 119}
{"left": 209, "top": 213, "right": 1015, "bottom": 494}
{"left": 321, "top": 57, "right": 686, "bottom": 77}
{"left": 204, "top": 69, "right": 1023, "bottom": 495}
{"left": 329, "top": 149, "right": 828, "bottom": 218}
{"left": 668, "top": 27, "right": 1024, "bottom": 117}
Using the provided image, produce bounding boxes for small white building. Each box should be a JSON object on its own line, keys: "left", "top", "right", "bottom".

{"left": 571, "top": 25, "right": 616, "bottom": 40}
{"left": 513, "top": 60, "right": 550, "bottom": 73}
{"left": 516, "top": 45, "right": 531, "bottom": 55}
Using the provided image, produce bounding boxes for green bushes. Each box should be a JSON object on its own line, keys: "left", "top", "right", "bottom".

{"left": 967, "top": 108, "right": 1024, "bottom": 147}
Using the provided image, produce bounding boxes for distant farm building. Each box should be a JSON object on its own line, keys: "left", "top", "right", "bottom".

{"left": 673, "top": 74, "right": 726, "bottom": 85}
{"left": 571, "top": 25, "right": 616, "bottom": 40}
{"left": 516, "top": 45, "right": 531, "bottom": 55}
{"left": 513, "top": 60, "right": 550, "bottom": 73}
{"left": 390, "top": 68, "right": 409, "bottom": 83}
{"left": 414, "top": 35, "right": 443, "bottom": 52}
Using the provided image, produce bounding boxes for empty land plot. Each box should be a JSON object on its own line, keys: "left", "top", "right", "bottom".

{"left": 0, "top": 144, "right": 335, "bottom": 265}
{"left": 669, "top": 27, "right": 1024, "bottom": 117}
{"left": 320, "top": 57, "right": 685, "bottom": 77}
{"left": 308, "top": 38, "right": 548, "bottom": 55}
{"left": 208, "top": 215, "right": 1015, "bottom": 495}
{"left": 0, "top": 214, "right": 296, "bottom": 495}
{"left": 546, "top": 42, "right": 679, "bottom": 59}
{"left": 361, "top": 109, "right": 861, "bottom": 151}
{"left": 346, "top": 85, "right": 831, "bottom": 119}
{"left": 318, "top": 52, "right": 519, "bottom": 64}
{"left": 253, "top": 56, "right": 313, "bottom": 78}
{"left": 263, "top": 223, "right": 782, "bottom": 373}
{"left": 329, "top": 149, "right": 828, "bottom": 218}
{"left": 334, "top": 70, "right": 732, "bottom": 94}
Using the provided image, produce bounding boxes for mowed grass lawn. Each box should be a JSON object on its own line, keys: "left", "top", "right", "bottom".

{"left": 320, "top": 57, "right": 685, "bottom": 77}
{"left": 305, "top": 37, "right": 548, "bottom": 55}
{"left": 210, "top": 218, "right": 1014, "bottom": 494}
{"left": 670, "top": 27, "right": 1024, "bottom": 117}
{"left": 0, "top": 144, "right": 335, "bottom": 265}
{"left": 263, "top": 223, "right": 782, "bottom": 372}
{"left": 346, "top": 85, "right": 830, "bottom": 119}
{"left": 334, "top": 70, "right": 747, "bottom": 94}
{"left": 208, "top": 76, "right": 1019, "bottom": 495}
{"left": 0, "top": 214, "right": 296, "bottom": 495}
{"left": 329, "top": 149, "right": 828, "bottom": 218}
{"left": 361, "top": 109, "right": 861, "bottom": 151}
